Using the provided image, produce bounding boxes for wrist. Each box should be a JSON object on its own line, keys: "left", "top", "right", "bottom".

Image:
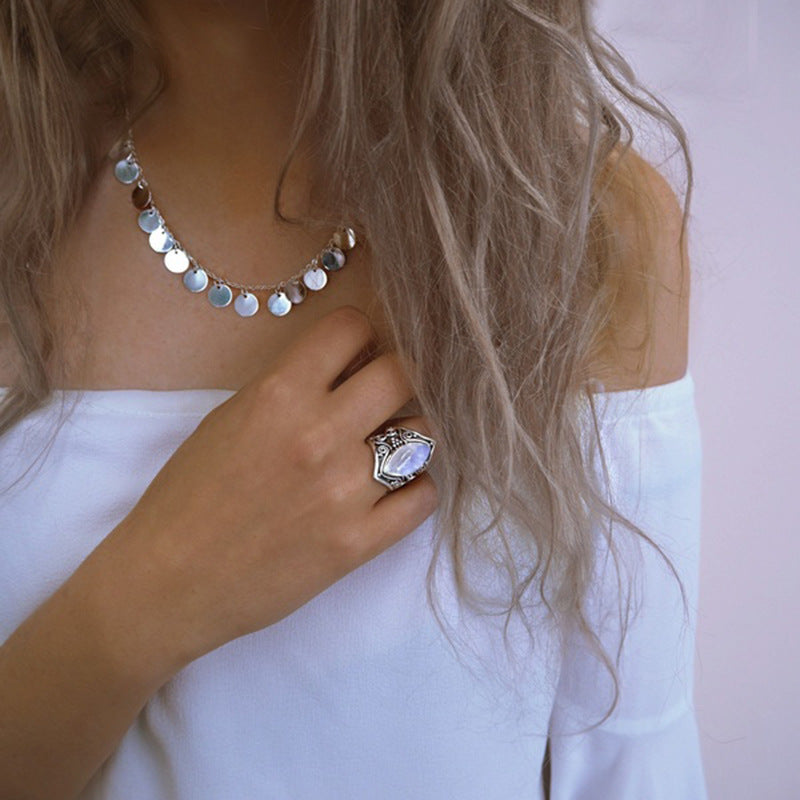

{"left": 71, "top": 520, "right": 193, "bottom": 693}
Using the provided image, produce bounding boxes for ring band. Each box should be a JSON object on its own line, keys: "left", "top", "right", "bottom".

{"left": 365, "top": 425, "right": 436, "bottom": 492}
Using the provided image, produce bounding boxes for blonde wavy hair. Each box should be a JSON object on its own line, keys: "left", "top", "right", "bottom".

{"left": 0, "top": 0, "right": 693, "bottom": 738}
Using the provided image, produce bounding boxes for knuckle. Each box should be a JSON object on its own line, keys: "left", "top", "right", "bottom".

{"left": 292, "top": 422, "right": 335, "bottom": 467}
{"left": 254, "top": 373, "right": 293, "bottom": 407}
{"left": 318, "top": 469, "right": 359, "bottom": 506}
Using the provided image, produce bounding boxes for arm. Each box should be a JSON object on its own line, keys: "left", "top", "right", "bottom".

{"left": 0, "top": 519, "right": 187, "bottom": 800}
{"left": 546, "top": 381, "right": 707, "bottom": 798}
{"left": 546, "top": 154, "right": 706, "bottom": 797}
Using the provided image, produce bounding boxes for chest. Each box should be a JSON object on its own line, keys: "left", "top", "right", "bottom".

{"left": 8, "top": 169, "right": 391, "bottom": 392}
{"left": 52, "top": 247, "right": 387, "bottom": 392}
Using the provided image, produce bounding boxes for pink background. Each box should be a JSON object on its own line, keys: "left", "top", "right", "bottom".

{"left": 593, "top": 1, "right": 799, "bottom": 797}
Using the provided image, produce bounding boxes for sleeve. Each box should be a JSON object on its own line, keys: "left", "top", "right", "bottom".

{"left": 546, "top": 373, "right": 708, "bottom": 799}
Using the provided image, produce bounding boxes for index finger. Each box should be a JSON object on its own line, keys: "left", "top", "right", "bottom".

{"left": 271, "top": 305, "right": 379, "bottom": 391}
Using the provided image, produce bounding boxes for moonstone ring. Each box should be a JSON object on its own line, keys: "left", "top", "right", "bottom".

{"left": 365, "top": 425, "right": 436, "bottom": 492}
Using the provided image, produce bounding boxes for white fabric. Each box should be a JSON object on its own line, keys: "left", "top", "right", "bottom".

{"left": 0, "top": 371, "right": 707, "bottom": 799}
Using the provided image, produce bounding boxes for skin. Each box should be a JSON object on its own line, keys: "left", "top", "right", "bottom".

{"left": 40, "top": 0, "right": 391, "bottom": 391}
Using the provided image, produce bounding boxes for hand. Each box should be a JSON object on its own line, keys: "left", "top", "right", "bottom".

{"left": 94, "top": 305, "right": 440, "bottom": 674}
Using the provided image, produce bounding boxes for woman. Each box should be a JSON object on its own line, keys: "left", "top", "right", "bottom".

{"left": 0, "top": 1, "right": 706, "bottom": 798}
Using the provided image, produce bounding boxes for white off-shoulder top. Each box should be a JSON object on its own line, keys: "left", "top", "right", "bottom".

{"left": 0, "top": 371, "right": 707, "bottom": 799}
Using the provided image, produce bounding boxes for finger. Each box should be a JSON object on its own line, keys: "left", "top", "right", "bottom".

{"left": 363, "top": 471, "right": 439, "bottom": 560}
{"left": 274, "top": 305, "right": 379, "bottom": 392}
{"left": 332, "top": 351, "right": 416, "bottom": 438}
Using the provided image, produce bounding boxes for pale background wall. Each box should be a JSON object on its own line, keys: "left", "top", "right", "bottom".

{"left": 592, "top": 1, "right": 799, "bottom": 797}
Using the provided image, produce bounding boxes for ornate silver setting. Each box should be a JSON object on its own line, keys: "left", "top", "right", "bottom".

{"left": 365, "top": 425, "right": 436, "bottom": 492}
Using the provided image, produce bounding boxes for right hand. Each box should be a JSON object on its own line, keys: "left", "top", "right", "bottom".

{"left": 90, "top": 305, "right": 440, "bottom": 677}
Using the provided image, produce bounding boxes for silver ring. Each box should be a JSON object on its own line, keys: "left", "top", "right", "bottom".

{"left": 365, "top": 425, "right": 436, "bottom": 492}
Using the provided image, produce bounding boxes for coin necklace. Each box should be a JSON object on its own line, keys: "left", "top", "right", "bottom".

{"left": 111, "top": 129, "right": 358, "bottom": 318}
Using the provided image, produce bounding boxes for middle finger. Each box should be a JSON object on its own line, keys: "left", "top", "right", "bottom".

{"left": 330, "top": 351, "right": 416, "bottom": 438}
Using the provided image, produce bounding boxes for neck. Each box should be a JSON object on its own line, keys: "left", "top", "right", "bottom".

{"left": 135, "top": 3, "right": 310, "bottom": 125}
{"left": 125, "top": 0, "right": 316, "bottom": 218}
{"left": 40, "top": 1, "right": 380, "bottom": 393}
{"left": 102, "top": 0, "right": 328, "bottom": 288}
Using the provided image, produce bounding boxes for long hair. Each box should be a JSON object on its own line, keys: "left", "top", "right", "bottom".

{"left": 0, "top": 0, "right": 693, "bottom": 733}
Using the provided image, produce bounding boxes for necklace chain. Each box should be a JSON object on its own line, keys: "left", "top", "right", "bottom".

{"left": 111, "top": 127, "right": 359, "bottom": 318}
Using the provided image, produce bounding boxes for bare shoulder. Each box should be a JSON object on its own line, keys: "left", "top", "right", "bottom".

{"left": 587, "top": 145, "right": 691, "bottom": 392}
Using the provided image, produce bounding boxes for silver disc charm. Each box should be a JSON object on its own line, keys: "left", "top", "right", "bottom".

{"left": 332, "top": 227, "right": 357, "bottom": 251}
{"left": 148, "top": 226, "right": 175, "bottom": 253}
{"left": 131, "top": 182, "right": 152, "bottom": 210}
{"left": 321, "top": 248, "right": 346, "bottom": 272}
{"left": 285, "top": 278, "right": 306, "bottom": 304}
{"left": 184, "top": 267, "right": 209, "bottom": 293}
{"left": 267, "top": 290, "right": 292, "bottom": 317}
{"left": 234, "top": 291, "right": 260, "bottom": 317}
{"left": 302, "top": 267, "right": 328, "bottom": 291}
{"left": 365, "top": 425, "right": 436, "bottom": 492}
{"left": 208, "top": 282, "right": 233, "bottom": 308}
{"left": 164, "top": 247, "right": 190, "bottom": 274}
{"left": 114, "top": 157, "right": 141, "bottom": 184}
{"left": 138, "top": 208, "right": 161, "bottom": 233}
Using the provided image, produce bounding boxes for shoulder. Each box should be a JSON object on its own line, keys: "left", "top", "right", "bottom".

{"left": 587, "top": 145, "right": 691, "bottom": 392}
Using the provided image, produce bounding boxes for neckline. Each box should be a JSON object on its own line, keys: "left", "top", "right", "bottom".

{"left": 586, "top": 369, "right": 695, "bottom": 422}
{"left": 0, "top": 370, "right": 694, "bottom": 418}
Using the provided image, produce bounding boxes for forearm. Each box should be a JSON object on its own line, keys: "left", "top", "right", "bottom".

{"left": 0, "top": 524, "right": 185, "bottom": 800}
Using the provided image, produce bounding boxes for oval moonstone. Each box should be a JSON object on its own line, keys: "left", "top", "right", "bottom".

{"left": 383, "top": 442, "right": 432, "bottom": 478}
{"left": 184, "top": 267, "right": 209, "bottom": 293}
